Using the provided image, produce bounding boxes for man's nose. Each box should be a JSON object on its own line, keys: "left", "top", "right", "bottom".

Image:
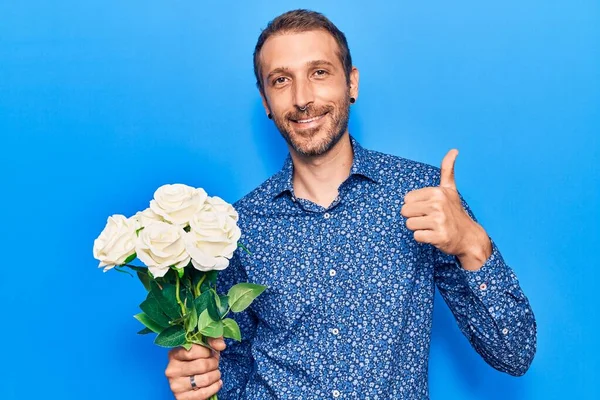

{"left": 293, "top": 79, "right": 315, "bottom": 110}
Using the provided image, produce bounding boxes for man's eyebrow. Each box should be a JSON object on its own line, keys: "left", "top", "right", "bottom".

{"left": 265, "top": 60, "right": 337, "bottom": 82}
{"left": 306, "top": 60, "right": 336, "bottom": 69}
{"left": 266, "top": 67, "right": 291, "bottom": 82}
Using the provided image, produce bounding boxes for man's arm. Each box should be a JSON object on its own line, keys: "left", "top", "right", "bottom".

{"left": 215, "top": 251, "right": 258, "bottom": 398}
{"left": 433, "top": 194, "right": 537, "bottom": 376}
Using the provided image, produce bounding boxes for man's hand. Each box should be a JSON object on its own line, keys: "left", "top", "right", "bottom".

{"left": 165, "top": 337, "right": 227, "bottom": 400}
{"left": 400, "top": 149, "right": 492, "bottom": 271}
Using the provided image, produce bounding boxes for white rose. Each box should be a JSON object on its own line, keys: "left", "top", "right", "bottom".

{"left": 93, "top": 215, "right": 138, "bottom": 272}
{"left": 185, "top": 203, "right": 241, "bottom": 271}
{"left": 135, "top": 221, "right": 191, "bottom": 278}
{"left": 134, "top": 207, "right": 164, "bottom": 228}
{"left": 206, "top": 196, "right": 239, "bottom": 222}
{"left": 149, "top": 184, "right": 208, "bottom": 226}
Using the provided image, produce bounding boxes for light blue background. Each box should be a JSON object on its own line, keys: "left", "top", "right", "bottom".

{"left": 1, "top": 1, "right": 598, "bottom": 399}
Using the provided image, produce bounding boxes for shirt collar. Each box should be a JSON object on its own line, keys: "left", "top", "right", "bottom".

{"left": 270, "top": 135, "right": 381, "bottom": 200}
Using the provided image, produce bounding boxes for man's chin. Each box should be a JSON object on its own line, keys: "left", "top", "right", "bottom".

{"left": 290, "top": 133, "right": 341, "bottom": 157}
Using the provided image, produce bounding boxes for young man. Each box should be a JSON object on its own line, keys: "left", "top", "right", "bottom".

{"left": 165, "top": 9, "right": 537, "bottom": 400}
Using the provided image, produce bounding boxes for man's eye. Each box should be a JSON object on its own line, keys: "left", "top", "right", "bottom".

{"left": 274, "top": 77, "right": 287, "bottom": 85}
{"left": 314, "top": 69, "right": 328, "bottom": 76}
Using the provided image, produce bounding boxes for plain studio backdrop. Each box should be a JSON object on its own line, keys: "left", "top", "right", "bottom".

{"left": 0, "top": 1, "right": 598, "bottom": 399}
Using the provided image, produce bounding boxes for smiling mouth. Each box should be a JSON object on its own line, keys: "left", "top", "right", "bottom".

{"left": 290, "top": 113, "right": 328, "bottom": 124}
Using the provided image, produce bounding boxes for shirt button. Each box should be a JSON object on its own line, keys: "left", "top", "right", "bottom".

{"left": 324, "top": 212, "right": 331, "bottom": 219}
{"left": 502, "top": 328, "right": 509, "bottom": 335}
{"left": 332, "top": 390, "right": 340, "bottom": 398}
{"left": 479, "top": 283, "right": 487, "bottom": 291}
{"left": 332, "top": 328, "right": 340, "bottom": 335}
{"left": 291, "top": 197, "right": 296, "bottom": 202}
{"left": 329, "top": 269, "right": 337, "bottom": 277}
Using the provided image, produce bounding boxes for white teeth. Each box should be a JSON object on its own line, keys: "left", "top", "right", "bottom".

{"left": 297, "top": 115, "right": 323, "bottom": 123}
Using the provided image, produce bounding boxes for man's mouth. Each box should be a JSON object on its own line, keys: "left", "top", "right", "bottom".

{"left": 290, "top": 112, "right": 328, "bottom": 127}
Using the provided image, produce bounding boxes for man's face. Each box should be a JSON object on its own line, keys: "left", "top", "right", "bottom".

{"left": 258, "top": 30, "right": 359, "bottom": 157}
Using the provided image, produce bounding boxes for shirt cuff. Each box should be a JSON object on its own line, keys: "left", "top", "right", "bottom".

{"left": 454, "top": 238, "right": 527, "bottom": 335}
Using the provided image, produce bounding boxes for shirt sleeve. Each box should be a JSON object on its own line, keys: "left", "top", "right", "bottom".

{"left": 432, "top": 191, "right": 537, "bottom": 376}
{"left": 215, "top": 250, "right": 258, "bottom": 399}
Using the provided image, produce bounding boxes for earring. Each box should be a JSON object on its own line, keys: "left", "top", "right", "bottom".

{"left": 267, "top": 113, "right": 272, "bottom": 119}
{"left": 350, "top": 97, "right": 356, "bottom": 104}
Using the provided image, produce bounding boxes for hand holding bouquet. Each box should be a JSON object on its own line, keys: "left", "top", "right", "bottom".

{"left": 93, "top": 184, "right": 266, "bottom": 399}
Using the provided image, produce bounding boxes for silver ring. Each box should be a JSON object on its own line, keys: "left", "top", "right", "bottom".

{"left": 190, "top": 375, "right": 199, "bottom": 390}
{"left": 299, "top": 105, "right": 307, "bottom": 111}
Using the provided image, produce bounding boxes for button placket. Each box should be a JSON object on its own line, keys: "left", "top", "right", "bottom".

{"left": 320, "top": 207, "right": 344, "bottom": 385}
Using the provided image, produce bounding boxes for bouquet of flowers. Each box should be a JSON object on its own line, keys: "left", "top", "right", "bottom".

{"left": 92, "top": 183, "right": 266, "bottom": 355}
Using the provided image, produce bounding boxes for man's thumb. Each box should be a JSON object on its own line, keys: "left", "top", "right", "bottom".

{"left": 440, "top": 149, "right": 458, "bottom": 189}
{"left": 208, "top": 336, "right": 226, "bottom": 359}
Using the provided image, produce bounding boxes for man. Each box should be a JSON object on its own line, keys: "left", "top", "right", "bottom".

{"left": 164, "top": 9, "right": 537, "bottom": 399}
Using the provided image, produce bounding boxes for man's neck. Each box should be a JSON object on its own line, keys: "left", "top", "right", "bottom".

{"left": 289, "top": 133, "right": 353, "bottom": 208}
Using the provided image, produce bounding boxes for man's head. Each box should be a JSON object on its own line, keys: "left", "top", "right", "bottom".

{"left": 253, "top": 9, "right": 359, "bottom": 157}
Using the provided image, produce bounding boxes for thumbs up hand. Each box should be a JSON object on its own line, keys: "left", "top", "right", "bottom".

{"left": 400, "top": 149, "right": 492, "bottom": 271}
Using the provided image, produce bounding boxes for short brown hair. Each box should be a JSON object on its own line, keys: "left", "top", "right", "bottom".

{"left": 253, "top": 9, "right": 353, "bottom": 94}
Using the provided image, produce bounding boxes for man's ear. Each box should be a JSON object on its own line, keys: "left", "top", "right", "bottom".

{"left": 349, "top": 66, "right": 359, "bottom": 101}
{"left": 260, "top": 91, "right": 272, "bottom": 117}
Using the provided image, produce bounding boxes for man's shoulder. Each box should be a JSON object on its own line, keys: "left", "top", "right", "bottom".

{"left": 232, "top": 171, "right": 281, "bottom": 213}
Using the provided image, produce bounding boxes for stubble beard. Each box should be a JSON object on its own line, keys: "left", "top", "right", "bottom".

{"left": 272, "top": 94, "right": 351, "bottom": 157}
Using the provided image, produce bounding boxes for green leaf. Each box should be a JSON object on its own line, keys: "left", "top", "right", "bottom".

{"left": 137, "top": 271, "right": 151, "bottom": 291}
{"left": 185, "top": 303, "right": 198, "bottom": 334}
{"left": 181, "top": 286, "right": 194, "bottom": 312}
{"left": 113, "top": 266, "right": 133, "bottom": 277}
{"left": 150, "top": 281, "right": 181, "bottom": 320}
{"left": 207, "top": 289, "right": 222, "bottom": 321}
{"left": 222, "top": 318, "right": 241, "bottom": 342}
{"left": 237, "top": 242, "right": 252, "bottom": 255}
{"left": 201, "top": 270, "right": 219, "bottom": 292}
{"left": 176, "top": 267, "right": 184, "bottom": 279}
{"left": 154, "top": 325, "right": 186, "bottom": 348}
{"left": 194, "top": 290, "right": 211, "bottom": 316}
{"left": 227, "top": 283, "right": 267, "bottom": 313}
{"left": 127, "top": 264, "right": 148, "bottom": 274}
{"left": 123, "top": 253, "right": 137, "bottom": 264}
{"left": 139, "top": 294, "right": 171, "bottom": 328}
{"left": 181, "top": 342, "right": 193, "bottom": 351}
{"left": 137, "top": 327, "right": 154, "bottom": 335}
{"left": 197, "top": 309, "right": 223, "bottom": 338}
{"left": 218, "top": 295, "right": 229, "bottom": 318}
{"left": 133, "top": 313, "right": 163, "bottom": 334}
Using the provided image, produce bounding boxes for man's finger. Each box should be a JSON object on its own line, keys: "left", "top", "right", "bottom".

{"left": 169, "top": 344, "right": 212, "bottom": 361}
{"left": 177, "top": 378, "right": 223, "bottom": 400}
{"left": 405, "top": 216, "right": 436, "bottom": 232}
{"left": 400, "top": 202, "right": 433, "bottom": 218}
{"left": 207, "top": 337, "right": 226, "bottom": 351}
{"left": 170, "top": 369, "right": 222, "bottom": 394}
{"left": 440, "top": 149, "right": 458, "bottom": 189}
{"left": 403, "top": 187, "right": 439, "bottom": 203}
{"left": 207, "top": 337, "right": 226, "bottom": 360}
{"left": 177, "top": 356, "right": 220, "bottom": 377}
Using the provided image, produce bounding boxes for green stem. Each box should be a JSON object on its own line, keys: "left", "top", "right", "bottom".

{"left": 122, "top": 263, "right": 145, "bottom": 269}
{"left": 195, "top": 274, "right": 206, "bottom": 296}
{"left": 175, "top": 273, "right": 186, "bottom": 315}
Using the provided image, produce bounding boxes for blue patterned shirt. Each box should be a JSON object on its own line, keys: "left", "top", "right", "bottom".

{"left": 216, "top": 136, "right": 536, "bottom": 399}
